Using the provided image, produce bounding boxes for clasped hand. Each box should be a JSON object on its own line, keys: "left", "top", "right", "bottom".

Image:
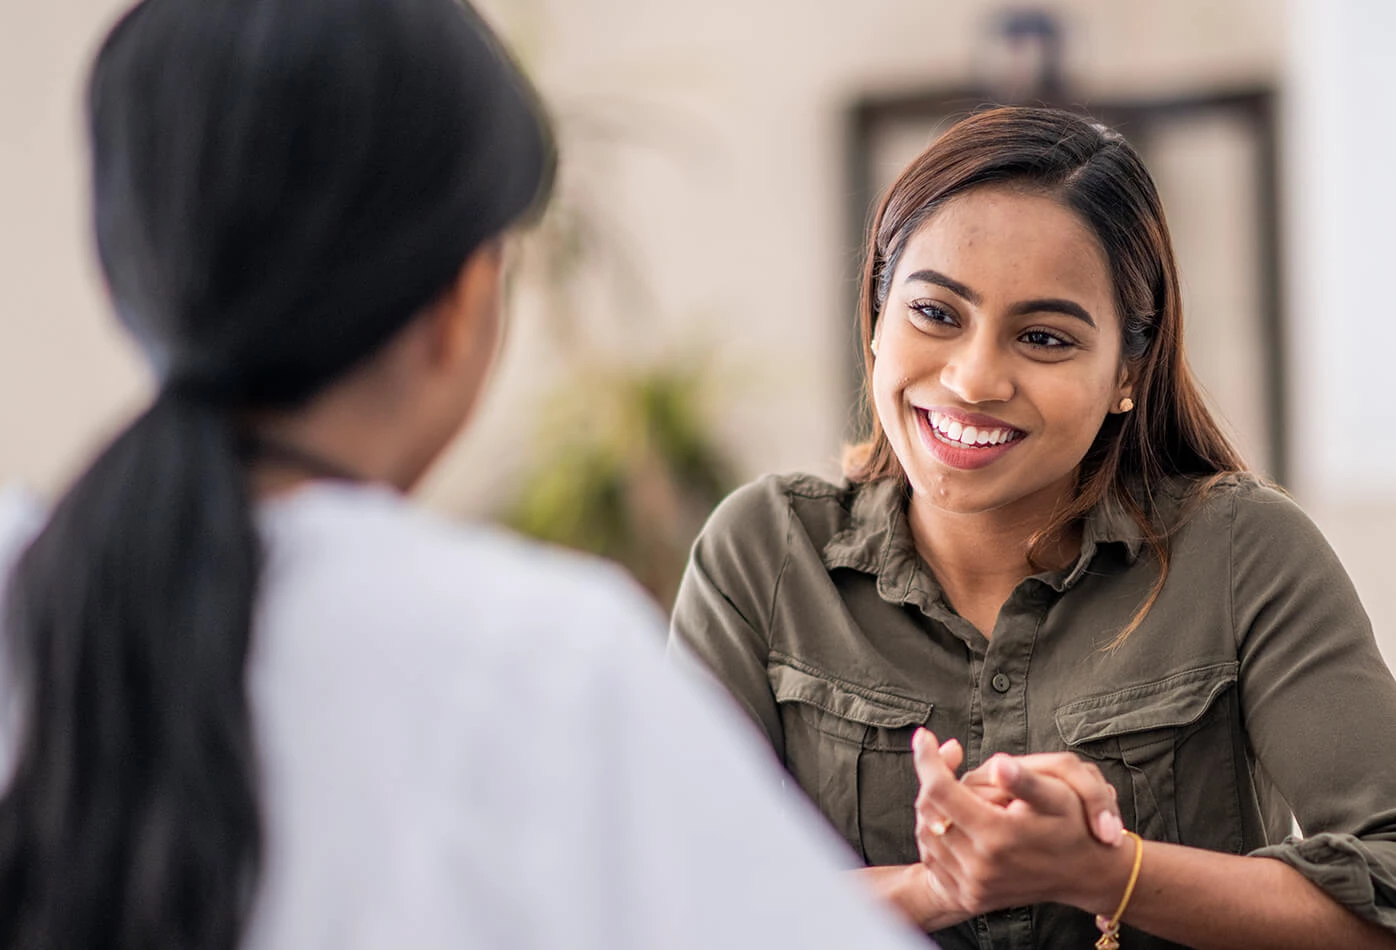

{"left": 909, "top": 728, "right": 1128, "bottom": 921}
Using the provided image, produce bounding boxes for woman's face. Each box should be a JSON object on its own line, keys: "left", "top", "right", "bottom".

{"left": 872, "top": 185, "right": 1132, "bottom": 519}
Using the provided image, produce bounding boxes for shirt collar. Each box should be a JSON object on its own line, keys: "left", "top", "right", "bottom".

{"left": 821, "top": 477, "right": 1149, "bottom": 603}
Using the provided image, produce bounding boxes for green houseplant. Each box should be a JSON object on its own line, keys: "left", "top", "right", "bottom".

{"left": 489, "top": 31, "right": 739, "bottom": 609}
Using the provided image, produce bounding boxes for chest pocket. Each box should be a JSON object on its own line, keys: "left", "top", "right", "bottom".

{"left": 1055, "top": 661, "right": 1240, "bottom": 848}
{"left": 769, "top": 659, "right": 932, "bottom": 865}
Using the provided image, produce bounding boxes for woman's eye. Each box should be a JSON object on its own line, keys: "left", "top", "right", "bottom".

{"left": 1020, "top": 329, "right": 1074, "bottom": 349}
{"left": 908, "top": 301, "right": 957, "bottom": 327}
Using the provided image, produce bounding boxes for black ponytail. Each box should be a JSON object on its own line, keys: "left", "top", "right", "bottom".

{"left": 1, "top": 394, "right": 260, "bottom": 949}
{"left": 0, "top": 0, "right": 552, "bottom": 946}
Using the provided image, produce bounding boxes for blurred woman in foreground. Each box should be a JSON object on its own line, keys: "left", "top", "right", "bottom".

{"left": 0, "top": 2, "right": 929, "bottom": 948}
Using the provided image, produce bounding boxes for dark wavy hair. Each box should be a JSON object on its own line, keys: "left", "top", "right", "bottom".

{"left": 0, "top": 1, "right": 552, "bottom": 947}
{"left": 845, "top": 106, "right": 1245, "bottom": 642}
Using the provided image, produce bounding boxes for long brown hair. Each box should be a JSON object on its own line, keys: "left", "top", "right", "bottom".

{"left": 845, "top": 106, "right": 1245, "bottom": 643}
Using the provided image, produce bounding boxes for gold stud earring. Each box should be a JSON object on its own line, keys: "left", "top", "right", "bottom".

{"left": 1118, "top": 397, "right": 1134, "bottom": 413}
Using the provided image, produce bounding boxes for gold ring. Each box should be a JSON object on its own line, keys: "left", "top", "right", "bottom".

{"left": 928, "top": 818, "right": 954, "bottom": 837}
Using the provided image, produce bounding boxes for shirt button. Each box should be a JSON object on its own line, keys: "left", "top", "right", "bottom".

{"left": 991, "top": 673, "right": 1011, "bottom": 693}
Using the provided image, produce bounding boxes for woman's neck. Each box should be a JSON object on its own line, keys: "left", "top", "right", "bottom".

{"left": 905, "top": 478, "right": 1081, "bottom": 637}
{"left": 241, "top": 380, "right": 427, "bottom": 500}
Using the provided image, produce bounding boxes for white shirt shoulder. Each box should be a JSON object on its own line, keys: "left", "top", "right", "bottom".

{"left": 4, "top": 482, "right": 927, "bottom": 950}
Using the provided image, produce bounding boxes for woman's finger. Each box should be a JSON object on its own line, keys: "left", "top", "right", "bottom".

{"left": 967, "top": 752, "right": 1123, "bottom": 845}
{"left": 962, "top": 756, "right": 1016, "bottom": 807}
{"left": 914, "top": 793, "right": 971, "bottom": 886}
{"left": 939, "top": 737, "right": 964, "bottom": 774}
{"left": 962, "top": 781, "right": 1015, "bottom": 808}
{"left": 984, "top": 754, "right": 1078, "bottom": 820}
{"left": 912, "top": 729, "right": 996, "bottom": 837}
{"left": 1048, "top": 757, "right": 1123, "bottom": 845}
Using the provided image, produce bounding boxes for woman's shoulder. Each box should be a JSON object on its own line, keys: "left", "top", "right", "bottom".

{"left": 699, "top": 471, "right": 862, "bottom": 549}
{"left": 1179, "top": 472, "right": 1309, "bottom": 525}
{"left": 711, "top": 470, "right": 846, "bottom": 512}
{"left": 1171, "top": 472, "right": 1333, "bottom": 557}
{"left": 259, "top": 482, "right": 667, "bottom": 653}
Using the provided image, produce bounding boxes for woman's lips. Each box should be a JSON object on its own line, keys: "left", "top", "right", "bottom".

{"left": 916, "top": 408, "right": 1025, "bottom": 470}
{"left": 923, "top": 408, "right": 1023, "bottom": 446}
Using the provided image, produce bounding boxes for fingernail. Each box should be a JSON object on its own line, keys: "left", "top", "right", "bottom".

{"left": 997, "top": 757, "right": 1020, "bottom": 783}
{"left": 1097, "top": 811, "right": 1124, "bottom": 845}
{"left": 912, "top": 729, "right": 926, "bottom": 752}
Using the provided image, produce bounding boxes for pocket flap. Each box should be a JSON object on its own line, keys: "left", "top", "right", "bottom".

{"left": 769, "top": 661, "right": 932, "bottom": 729}
{"left": 1055, "top": 661, "right": 1238, "bottom": 746}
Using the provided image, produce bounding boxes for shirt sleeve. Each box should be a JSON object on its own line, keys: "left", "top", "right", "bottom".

{"left": 1229, "top": 483, "right": 1396, "bottom": 931}
{"left": 667, "top": 479, "right": 789, "bottom": 760}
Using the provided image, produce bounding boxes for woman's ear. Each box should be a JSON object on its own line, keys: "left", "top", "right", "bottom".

{"left": 424, "top": 240, "right": 505, "bottom": 372}
{"left": 1111, "top": 364, "right": 1137, "bottom": 415}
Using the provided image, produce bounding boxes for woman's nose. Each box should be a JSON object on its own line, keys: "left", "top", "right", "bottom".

{"left": 938, "top": 333, "right": 1015, "bottom": 405}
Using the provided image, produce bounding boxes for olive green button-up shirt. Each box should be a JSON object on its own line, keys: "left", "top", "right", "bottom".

{"left": 670, "top": 472, "right": 1396, "bottom": 949}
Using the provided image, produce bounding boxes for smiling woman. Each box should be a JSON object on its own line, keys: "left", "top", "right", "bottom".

{"left": 670, "top": 107, "right": 1396, "bottom": 949}
{"left": 872, "top": 187, "right": 1127, "bottom": 526}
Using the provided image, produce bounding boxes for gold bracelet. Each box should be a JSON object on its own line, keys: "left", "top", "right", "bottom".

{"left": 1093, "top": 830, "right": 1143, "bottom": 950}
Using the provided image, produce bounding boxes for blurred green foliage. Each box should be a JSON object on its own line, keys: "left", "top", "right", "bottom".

{"left": 490, "top": 29, "right": 739, "bottom": 612}
{"left": 503, "top": 362, "right": 734, "bottom": 610}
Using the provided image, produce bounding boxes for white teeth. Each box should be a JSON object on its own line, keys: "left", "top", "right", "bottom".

{"left": 927, "top": 411, "right": 1019, "bottom": 448}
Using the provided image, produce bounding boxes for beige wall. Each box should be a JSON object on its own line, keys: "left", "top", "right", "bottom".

{"left": 0, "top": 0, "right": 147, "bottom": 492}
{"left": 7, "top": 0, "right": 1396, "bottom": 660}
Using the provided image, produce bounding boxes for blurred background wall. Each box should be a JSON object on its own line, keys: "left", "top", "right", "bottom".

{"left": 3, "top": 0, "right": 1394, "bottom": 659}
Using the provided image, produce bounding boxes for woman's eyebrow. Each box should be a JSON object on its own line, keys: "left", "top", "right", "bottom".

{"left": 1008, "top": 298, "right": 1096, "bottom": 328}
{"left": 903, "top": 269, "right": 1096, "bottom": 328}
{"left": 903, "top": 268, "right": 981, "bottom": 305}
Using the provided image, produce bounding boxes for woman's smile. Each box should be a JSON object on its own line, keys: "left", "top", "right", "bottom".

{"left": 916, "top": 407, "right": 1026, "bottom": 471}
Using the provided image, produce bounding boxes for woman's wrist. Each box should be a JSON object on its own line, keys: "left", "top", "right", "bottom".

{"left": 1061, "top": 835, "right": 1142, "bottom": 919}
